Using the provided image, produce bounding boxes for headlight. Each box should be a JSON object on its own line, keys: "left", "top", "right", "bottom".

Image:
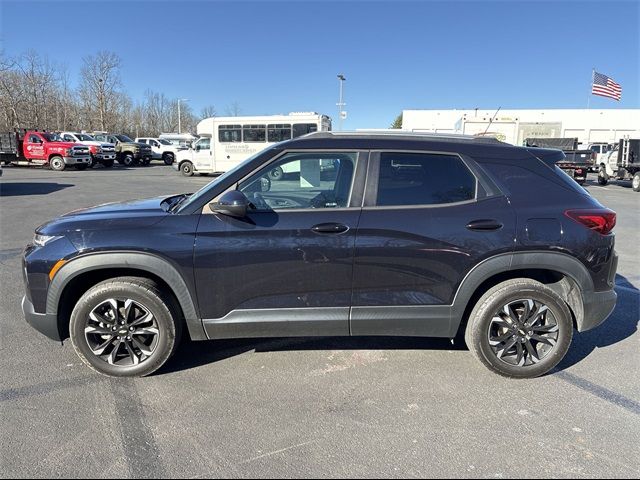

{"left": 33, "top": 233, "right": 61, "bottom": 247}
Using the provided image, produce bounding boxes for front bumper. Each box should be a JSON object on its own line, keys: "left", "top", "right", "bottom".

{"left": 63, "top": 155, "right": 90, "bottom": 165}
{"left": 22, "top": 295, "right": 61, "bottom": 341}
{"left": 95, "top": 153, "right": 116, "bottom": 161}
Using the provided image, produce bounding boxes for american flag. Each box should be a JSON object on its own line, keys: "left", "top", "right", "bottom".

{"left": 592, "top": 71, "right": 622, "bottom": 101}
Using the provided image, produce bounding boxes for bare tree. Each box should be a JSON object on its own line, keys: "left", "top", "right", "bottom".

{"left": 200, "top": 105, "right": 217, "bottom": 119}
{"left": 79, "top": 51, "right": 122, "bottom": 131}
{"left": 224, "top": 101, "right": 242, "bottom": 117}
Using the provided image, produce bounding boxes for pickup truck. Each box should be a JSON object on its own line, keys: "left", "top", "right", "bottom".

{"left": 59, "top": 132, "right": 116, "bottom": 168}
{"left": 135, "top": 137, "right": 185, "bottom": 165}
{"left": 92, "top": 133, "right": 152, "bottom": 166}
{"left": 0, "top": 130, "right": 91, "bottom": 171}
{"left": 597, "top": 138, "right": 640, "bottom": 192}
{"left": 525, "top": 137, "right": 594, "bottom": 185}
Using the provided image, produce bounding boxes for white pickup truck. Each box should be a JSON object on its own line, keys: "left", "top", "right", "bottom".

{"left": 135, "top": 137, "right": 185, "bottom": 165}
{"left": 59, "top": 132, "right": 116, "bottom": 168}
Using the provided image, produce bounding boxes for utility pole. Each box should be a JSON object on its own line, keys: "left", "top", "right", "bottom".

{"left": 337, "top": 74, "right": 346, "bottom": 131}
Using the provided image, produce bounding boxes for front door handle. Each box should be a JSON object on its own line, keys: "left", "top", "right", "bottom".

{"left": 466, "top": 219, "right": 503, "bottom": 231}
{"left": 311, "top": 223, "right": 349, "bottom": 234}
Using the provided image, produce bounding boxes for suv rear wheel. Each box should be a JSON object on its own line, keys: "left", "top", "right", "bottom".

{"left": 69, "top": 277, "right": 182, "bottom": 377}
{"left": 465, "top": 279, "right": 573, "bottom": 378}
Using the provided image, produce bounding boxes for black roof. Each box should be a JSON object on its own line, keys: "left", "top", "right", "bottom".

{"left": 281, "top": 131, "right": 533, "bottom": 160}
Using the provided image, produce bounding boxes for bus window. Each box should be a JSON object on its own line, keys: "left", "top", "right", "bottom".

{"left": 243, "top": 124, "right": 266, "bottom": 142}
{"left": 267, "top": 124, "right": 292, "bottom": 142}
{"left": 293, "top": 123, "right": 318, "bottom": 138}
{"left": 219, "top": 125, "right": 242, "bottom": 142}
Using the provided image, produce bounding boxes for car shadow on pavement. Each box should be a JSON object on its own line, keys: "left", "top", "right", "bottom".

{"left": 556, "top": 273, "right": 639, "bottom": 371}
{"left": 158, "top": 335, "right": 466, "bottom": 376}
{"left": 0, "top": 182, "right": 74, "bottom": 196}
{"left": 159, "top": 274, "right": 639, "bottom": 376}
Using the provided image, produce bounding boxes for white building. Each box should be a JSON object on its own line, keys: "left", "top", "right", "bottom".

{"left": 402, "top": 109, "right": 640, "bottom": 146}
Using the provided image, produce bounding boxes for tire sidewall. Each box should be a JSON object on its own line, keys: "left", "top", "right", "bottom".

{"left": 470, "top": 285, "right": 573, "bottom": 378}
{"left": 123, "top": 153, "right": 134, "bottom": 166}
{"left": 50, "top": 156, "right": 65, "bottom": 171}
{"left": 181, "top": 161, "right": 193, "bottom": 176}
{"left": 268, "top": 166, "right": 283, "bottom": 181}
{"left": 163, "top": 153, "right": 174, "bottom": 165}
{"left": 70, "top": 281, "right": 177, "bottom": 377}
{"left": 633, "top": 173, "right": 640, "bottom": 192}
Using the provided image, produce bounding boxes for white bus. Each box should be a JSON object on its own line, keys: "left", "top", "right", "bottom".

{"left": 174, "top": 112, "right": 331, "bottom": 176}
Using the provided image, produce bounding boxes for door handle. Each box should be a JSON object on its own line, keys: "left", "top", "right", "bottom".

{"left": 466, "top": 219, "right": 503, "bottom": 231}
{"left": 311, "top": 223, "right": 349, "bottom": 234}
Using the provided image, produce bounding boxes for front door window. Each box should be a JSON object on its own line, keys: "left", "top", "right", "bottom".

{"left": 238, "top": 152, "right": 356, "bottom": 210}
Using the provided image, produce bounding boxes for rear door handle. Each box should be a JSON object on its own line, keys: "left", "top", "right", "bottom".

{"left": 311, "top": 223, "right": 350, "bottom": 234}
{"left": 466, "top": 219, "right": 503, "bottom": 231}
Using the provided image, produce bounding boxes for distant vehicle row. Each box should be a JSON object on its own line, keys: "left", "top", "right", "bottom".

{"left": 0, "top": 130, "right": 179, "bottom": 170}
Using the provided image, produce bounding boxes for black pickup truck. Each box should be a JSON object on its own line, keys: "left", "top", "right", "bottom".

{"left": 525, "top": 138, "right": 594, "bottom": 185}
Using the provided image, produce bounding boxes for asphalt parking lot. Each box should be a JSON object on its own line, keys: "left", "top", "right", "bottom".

{"left": 0, "top": 164, "right": 638, "bottom": 478}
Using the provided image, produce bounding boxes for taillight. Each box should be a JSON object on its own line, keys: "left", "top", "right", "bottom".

{"left": 565, "top": 209, "right": 616, "bottom": 235}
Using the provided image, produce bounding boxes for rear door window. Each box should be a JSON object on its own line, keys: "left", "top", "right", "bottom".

{"left": 374, "top": 152, "right": 477, "bottom": 206}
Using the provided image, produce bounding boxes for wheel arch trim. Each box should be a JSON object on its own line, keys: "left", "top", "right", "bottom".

{"left": 46, "top": 251, "right": 206, "bottom": 340}
{"left": 450, "top": 251, "right": 596, "bottom": 335}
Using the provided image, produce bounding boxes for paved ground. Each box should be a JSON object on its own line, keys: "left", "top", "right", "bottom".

{"left": 0, "top": 164, "right": 638, "bottom": 478}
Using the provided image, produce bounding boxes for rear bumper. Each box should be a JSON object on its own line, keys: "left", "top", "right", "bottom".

{"left": 22, "top": 295, "right": 61, "bottom": 341}
{"left": 579, "top": 289, "right": 617, "bottom": 332}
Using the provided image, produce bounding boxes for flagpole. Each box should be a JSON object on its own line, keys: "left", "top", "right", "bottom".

{"left": 587, "top": 68, "right": 594, "bottom": 109}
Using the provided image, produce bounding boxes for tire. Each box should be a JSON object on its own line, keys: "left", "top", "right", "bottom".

{"left": 268, "top": 166, "right": 284, "bottom": 181}
{"left": 598, "top": 167, "right": 609, "bottom": 186}
{"left": 75, "top": 164, "right": 88, "bottom": 171}
{"left": 180, "top": 161, "right": 194, "bottom": 177}
{"left": 633, "top": 172, "right": 640, "bottom": 192}
{"left": 163, "top": 153, "right": 175, "bottom": 165}
{"left": 102, "top": 159, "right": 114, "bottom": 168}
{"left": 69, "top": 277, "right": 182, "bottom": 377}
{"left": 49, "top": 156, "right": 65, "bottom": 171}
{"left": 464, "top": 278, "right": 573, "bottom": 379}
{"left": 123, "top": 153, "right": 135, "bottom": 167}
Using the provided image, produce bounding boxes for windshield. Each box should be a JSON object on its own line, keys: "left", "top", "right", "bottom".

{"left": 176, "top": 149, "right": 269, "bottom": 213}
{"left": 115, "top": 134, "right": 134, "bottom": 142}
{"left": 158, "top": 139, "right": 172, "bottom": 145}
{"left": 42, "top": 133, "right": 62, "bottom": 142}
{"left": 76, "top": 134, "right": 94, "bottom": 141}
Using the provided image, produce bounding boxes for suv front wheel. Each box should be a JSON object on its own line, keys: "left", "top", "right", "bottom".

{"left": 465, "top": 279, "right": 573, "bottom": 379}
{"left": 69, "top": 277, "right": 181, "bottom": 377}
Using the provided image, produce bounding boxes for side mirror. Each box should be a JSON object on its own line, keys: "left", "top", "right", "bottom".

{"left": 195, "top": 145, "right": 201, "bottom": 151}
{"left": 210, "top": 190, "right": 250, "bottom": 218}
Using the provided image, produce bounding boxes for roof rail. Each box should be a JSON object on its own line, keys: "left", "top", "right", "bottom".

{"left": 304, "top": 130, "right": 503, "bottom": 143}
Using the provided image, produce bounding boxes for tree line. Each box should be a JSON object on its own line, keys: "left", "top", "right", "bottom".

{"left": 0, "top": 50, "right": 236, "bottom": 137}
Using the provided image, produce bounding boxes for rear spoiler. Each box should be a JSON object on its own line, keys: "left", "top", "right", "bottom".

{"left": 526, "top": 147, "right": 566, "bottom": 167}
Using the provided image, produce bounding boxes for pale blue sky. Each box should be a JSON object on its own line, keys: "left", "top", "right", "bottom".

{"left": 2, "top": 0, "right": 638, "bottom": 128}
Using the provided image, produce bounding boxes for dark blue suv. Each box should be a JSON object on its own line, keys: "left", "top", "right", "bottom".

{"left": 22, "top": 132, "right": 618, "bottom": 378}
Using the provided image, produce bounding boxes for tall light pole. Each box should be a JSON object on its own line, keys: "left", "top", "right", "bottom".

{"left": 336, "top": 74, "right": 346, "bottom": 131}
{"left": 177, "top": 98, "right": 189, "bottom": 133}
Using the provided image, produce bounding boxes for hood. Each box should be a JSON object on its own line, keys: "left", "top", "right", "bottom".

{"left": 37, "top": 196, "right": 173, "bottom": 235}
